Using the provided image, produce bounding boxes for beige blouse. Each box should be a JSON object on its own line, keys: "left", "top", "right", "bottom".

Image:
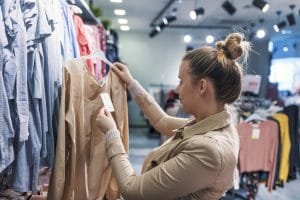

{"left": 47, "top": 59, "right": 129, "bottom": 200}
{"left": 106, "top": 80, "right": 240, "bottom": 200}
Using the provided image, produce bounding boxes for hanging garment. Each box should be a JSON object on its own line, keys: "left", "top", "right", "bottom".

{"left": 237, "top": 120, "right": 279, "bottom": 191}
{"left": 72, "top": 14, "right": 93, "bottom": 74}
{"left": 61, "top": 0, "right": 80, "bottom": 60}
{"left": 283, "top": 105, "right": 300, "bottom": 180}
{"left": 48, "top": 58, "right": 129, "bottom": 200}
{"left": 0, "top": 40, "right": 15, "bottom": 173}
{"left": 272, "top": 113, "right": 291, "bottom": 183}
{"left": 245, "top": 172, "right": 260, "bottom": 200}
{"left": 268, "top": 118, "right": 282, "bottom": 189}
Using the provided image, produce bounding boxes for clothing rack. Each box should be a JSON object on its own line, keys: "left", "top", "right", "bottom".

{"left": 68, "top": 0, "right": 100, "bottom": 25}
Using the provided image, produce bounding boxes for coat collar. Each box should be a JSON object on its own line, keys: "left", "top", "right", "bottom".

{"left": 173, "top": 109, "right": 231, "bottom": 138}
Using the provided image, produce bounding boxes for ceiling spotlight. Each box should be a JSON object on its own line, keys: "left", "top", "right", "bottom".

{"left": 114, "top": 9, "right": 126, "bottom": 16}
{"left": 118, "top": 18, "right": 128, "bottom": 24}
{"left": 268, "top": 41, "right": 273, "bottom": 52}
{"left": 149, "top": 27, "right": 160, "bottom": 38}
{"left": 189, "top": 7, "right": 205, "bottom": 20}
{"left": 252, "top": 0, "right": 270, "bottom": 13}
{"left": 120, "top": 25, "right": 130, "bottom": 31}
{"left": 222, "top": 1, "right": 236, "bottom": 15}
{"left": 287, "top": 13, "right": 296, "bottom": 26}
{"left": 286, "top": 5, "right": 296, "bottom": 26}
{"left": 256, "top": 29, "right": 266, "bottom": 39}
{"left": 206, "top": 35, "right": 214, "bottom": 43}
{"left": 273, "top": 21, "right": 287, "bottom": 32}
{"left": 256, "top": 18, "right": 266, "bottom": 39}
{"left": 184, "top": 34, "right": 192, "bottom": 43}
{"left": 164, "top": 15, "right": 177, "bottom": 24}
{"left": 283, "top": 46, "right": 289, "bottom": 52}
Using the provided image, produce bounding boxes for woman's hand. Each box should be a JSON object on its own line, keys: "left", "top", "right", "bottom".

{"left": 111, "top": 62, "right": 134, "bottom": 85}
{"left": 96, "top": 108, "right": 117, "bottom": 134}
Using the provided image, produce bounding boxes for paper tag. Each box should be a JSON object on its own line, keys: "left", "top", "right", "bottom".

{"left": 251, "top": 128, "right": 260, "bottom": 140}
{"left": 100, "top": 93, "right": 115, "bottom": 112}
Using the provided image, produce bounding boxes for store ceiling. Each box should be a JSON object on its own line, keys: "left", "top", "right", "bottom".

{"left": 95, "top": 0, "right": 300, "bottom": 41}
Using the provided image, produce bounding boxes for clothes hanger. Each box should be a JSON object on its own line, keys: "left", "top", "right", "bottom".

{"left": 69, "top": 4, "right": 83, "bottom": 14}
{"left": 80, "top": 50, "right": 113, "bottom": 87}
{"left": 244, "top": 113, "right": 267, "bottom": 123}
{"left": 80, "top": 50, "right": 113, "bottom": 67}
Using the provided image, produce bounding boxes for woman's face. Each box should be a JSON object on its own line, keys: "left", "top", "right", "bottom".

{"left": 176, "top": 60, "right": 199, "bottom": 115}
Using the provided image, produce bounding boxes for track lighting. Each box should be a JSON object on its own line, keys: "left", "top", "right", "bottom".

{"left": 273, "top": 21, "right": 287, "bottom": 32}
{"left": 222, "top": 1, "right": 236, "bottom": 15}
{"left": 149, "top": 26, "right": 161, "bottom": 38}
{"left": 287, "top": 13, "right": 296, "bottom": 26}
{"left": 189, "top": 7, "right": 205, "bottom": 20}
{"left": 149, "top": 15, "right": 177, "bottom": 38}
{"left": 286, "top": 5, "right": 296, "bottom": 26}
{"left": 252, "top": 0, "right": 270, "bottom": 13}
{"left": 273, "top": 10, "right": 287, "bottom": 33}
{"left": 164, "top": 15, "right": 177, "bottom": 24}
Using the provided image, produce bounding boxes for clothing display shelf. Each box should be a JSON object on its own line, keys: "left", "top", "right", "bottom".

{"left": 68, "top": 0, "right": 100, "bottom": 25}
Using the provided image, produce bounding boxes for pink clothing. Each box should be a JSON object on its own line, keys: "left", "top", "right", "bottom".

{"left": 98, "top": 25, "right": 107, "bottom": 77}
{"left": 237, "top": 120, "right": 279, "bottom": 191}
{"left": 72, "top": 14, "right": 93, "bottom": 74}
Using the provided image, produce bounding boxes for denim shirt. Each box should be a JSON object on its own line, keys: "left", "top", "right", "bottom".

{"left": 61, "top": 0, "right": 80, "bottom": 61}
{"left": 2, "top": 0, "right": 29, "bottom": 142}
{"left": 20, "top": 0, "right": 52, "bottom": 46}
{"left": 0, "top": 40, "right": 15, "bottom": 173}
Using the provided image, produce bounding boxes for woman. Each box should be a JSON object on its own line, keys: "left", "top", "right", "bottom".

{"left": 96, "top": 32, "right": 251, "bottom": 200}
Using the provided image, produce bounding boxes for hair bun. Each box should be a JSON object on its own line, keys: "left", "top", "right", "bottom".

{"left": 216, "top": 32, "right": 251, "bottom": 61}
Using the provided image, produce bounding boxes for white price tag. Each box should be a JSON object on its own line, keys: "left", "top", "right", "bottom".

{"left": 100, "top": 93, "right": 115, "bottom": 112}
{"left": 251, "top": 128, "right": 260, "bottom": 140}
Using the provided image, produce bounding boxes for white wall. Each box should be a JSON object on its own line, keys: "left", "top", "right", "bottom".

{"left": 117, "top": 30, "right": 186, "bottom": 86}
{"left": 117, "top": 30, "right": 186, "bottom": 126}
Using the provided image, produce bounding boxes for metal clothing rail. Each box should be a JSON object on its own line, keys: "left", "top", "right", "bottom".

{"left": 68, "top": 0, "right": 100, "bottom": 25}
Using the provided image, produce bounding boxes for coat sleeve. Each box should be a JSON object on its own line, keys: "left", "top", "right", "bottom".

{"left": 128, "top": 80, "right": 188, "bottom": 136}
{"left": 106, "top": 130, "right": 222, "bottom": 200}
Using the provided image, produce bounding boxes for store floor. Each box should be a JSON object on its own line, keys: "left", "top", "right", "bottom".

{"left": 128, "top": 127, "right": 300, "bottom": 200}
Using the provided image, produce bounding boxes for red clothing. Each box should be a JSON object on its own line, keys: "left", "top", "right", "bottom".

{"left": 237, "top": 120, "right": 279, "bottom": 191}
{"left": 72, "top": 14, "right": 93, "bottom": 74}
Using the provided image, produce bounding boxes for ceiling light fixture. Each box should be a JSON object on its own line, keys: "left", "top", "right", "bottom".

{"left": 273, "top": 11, "right": 287, "bottom": 32}
{"left": 256, "top": 18, "right": 266, "bottom": 39}
{"left": 256, "top": 29, "right": 266, "bottom": 39}
{"left": 222, "top": 1, "right": 236, "bottom": 15}
{"left": 189, "top": 7, "right": 205, "bottom": 20}
{"left": 120, "top": 25, "right": 130, "bottom": 31}
{"left": 149, "top": 15, "right": 177, "bottom": 38}
{"left": 184, "top": 34, "right": 192, "bottom": 43}
{"left": 206, "top": 35, "right": 214, "bottom": 43}
{"left": 252, "top": 0, "right": 270, "bottom": 13}
{"left": 286, "top": 5, "right": 296, "bottom": 26}
{"left": 164, "top": 15, "right": 177, "bottom": 24}
{"left": 110, "top": 0, "right": 122, "bottom": 3}
{"left": 118, "top": 18, "right": 128, "bottom": 24}
{"left": 114, "top": 9, "right": 126, "bottom": 16}
{"left": 273, "top": 21, "right": 287, "bottom": 32}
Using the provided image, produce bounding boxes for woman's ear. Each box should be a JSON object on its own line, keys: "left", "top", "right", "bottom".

{"left": 198, "top": 78, "right": 208, "bottom": 95}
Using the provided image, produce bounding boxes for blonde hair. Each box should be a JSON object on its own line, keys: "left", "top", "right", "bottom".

{"left": 183, "top": 32, "right": 251, "bottom": 104}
